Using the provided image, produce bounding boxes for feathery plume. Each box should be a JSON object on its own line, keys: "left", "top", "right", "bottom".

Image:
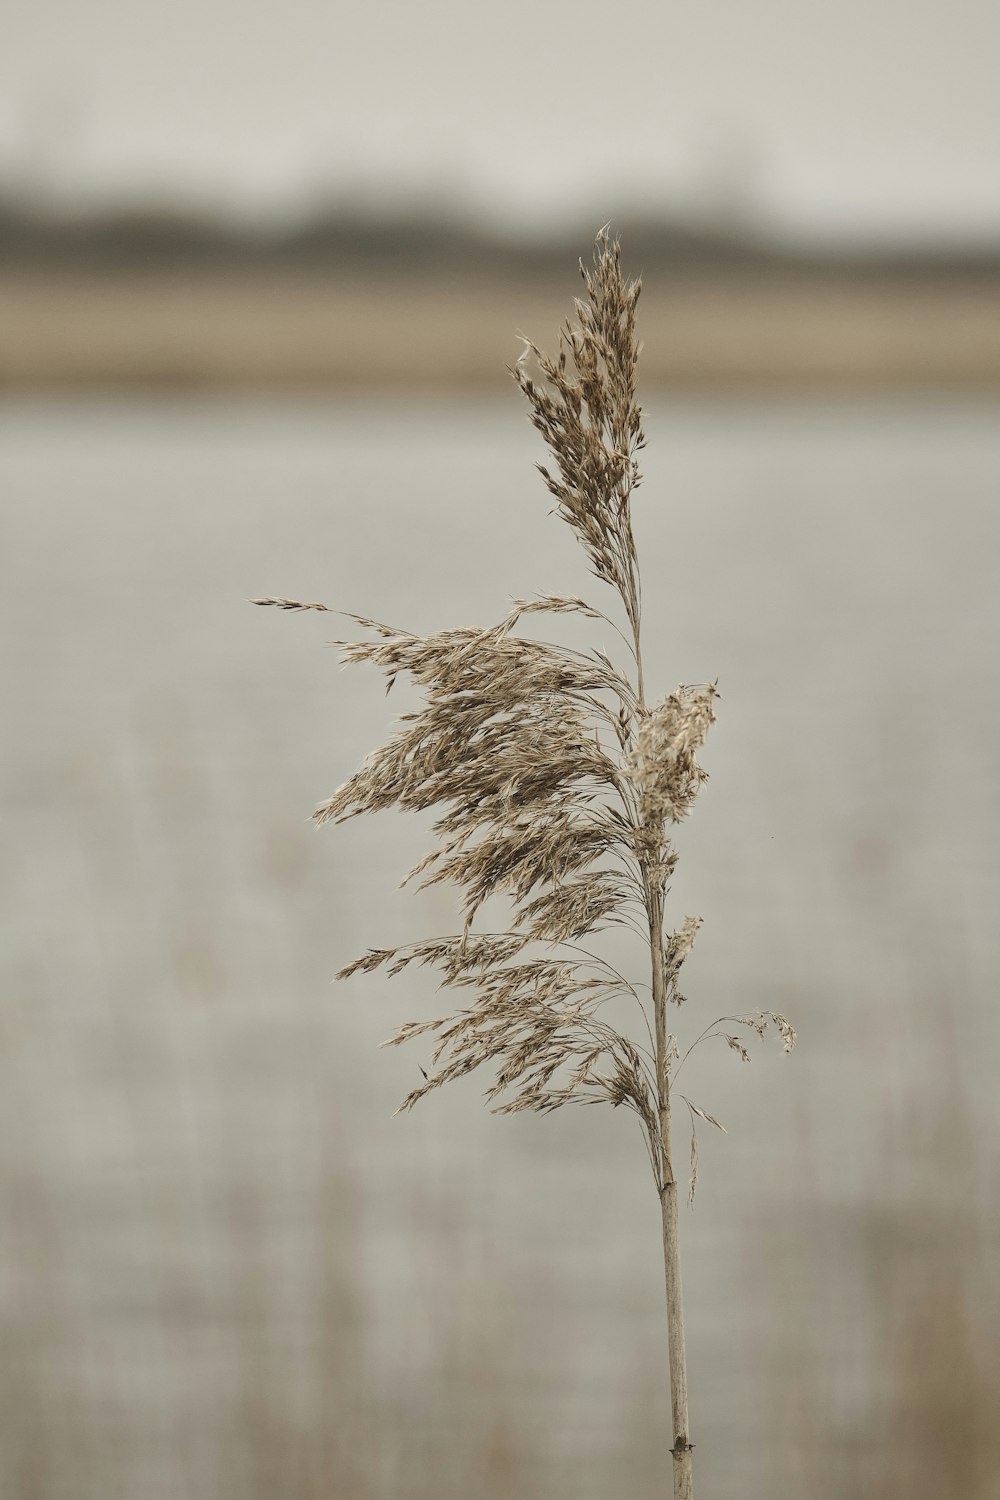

{"left": 258, "top": 227, "right": 793, "bottom": 1500}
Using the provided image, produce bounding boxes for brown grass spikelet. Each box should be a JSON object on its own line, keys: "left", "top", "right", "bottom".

{"left": 251, "top": 596, "right": 333, "bottom": 612}
{"left": 512, "top": 228, "right": 645, "bottom": 648}
{"left": 257, "top": 227, "right": 794, "bottom": 1500}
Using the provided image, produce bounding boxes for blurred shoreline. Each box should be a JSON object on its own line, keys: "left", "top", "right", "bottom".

{"left": 2, "top": 208, "right": 1000, "bottom": 390}
{"left": 4, "top": 266, "right": 1000, "bottom": 391}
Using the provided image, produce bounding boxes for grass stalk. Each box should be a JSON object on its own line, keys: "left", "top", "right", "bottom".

{"left": 256, "top": 226, "right": 793, "bottom": 1499}
{"left": 649, "top": 882, "right": 694, "bottom": 1496}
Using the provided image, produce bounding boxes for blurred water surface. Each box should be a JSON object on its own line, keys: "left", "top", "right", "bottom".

{"left": 2, "top": 393, "right": 999, "bottom": 1499}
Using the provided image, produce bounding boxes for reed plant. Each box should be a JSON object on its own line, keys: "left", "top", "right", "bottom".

{"left": 256, "top": 227, "right": 794, "bottom": 1500}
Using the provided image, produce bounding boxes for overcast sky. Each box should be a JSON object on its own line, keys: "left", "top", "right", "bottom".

{"left": 4, "top": 0, "right": 999, "bottom": 243}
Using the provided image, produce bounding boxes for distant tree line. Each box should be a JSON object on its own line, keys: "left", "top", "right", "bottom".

{"left": 0, "top": 196, "right": 996, "bottom": 277}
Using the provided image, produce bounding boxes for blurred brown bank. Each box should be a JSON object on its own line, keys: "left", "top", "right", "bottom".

{"left": 2, "top": 210, "right": 999, "bottom": 390}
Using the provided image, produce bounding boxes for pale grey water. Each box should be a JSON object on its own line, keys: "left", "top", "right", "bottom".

{"left": 2, "top": 394, "right": 999, "bottom": 1499}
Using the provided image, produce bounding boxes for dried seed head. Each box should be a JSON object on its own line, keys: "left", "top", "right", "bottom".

{"left": 625, "top": 685, "right": 718, "bottom": 827}
{"left": 512, "top": 228, "right": 645, "bottom": 638}
{"left": 257, "top": 227, "right": 793, "bottom": 1205}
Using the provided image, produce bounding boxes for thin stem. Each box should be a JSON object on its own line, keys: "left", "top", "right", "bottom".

{"left": 648, "top": 879, "right": 694, "bottom": 1499}
{"left": 561, "top": 942, "right": 658, "bottom": 1060}
{"left": 670, "top": 1016, "right": 731, "bottom": 1086}
{"left": 633, "top": 1114, "right": 664, "bottom": 1190}
{"left": 633, "top": 604, "right": 693, "bottom": 1499}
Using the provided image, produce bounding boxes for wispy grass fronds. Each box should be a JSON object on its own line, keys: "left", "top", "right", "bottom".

{"left": 255, "top": 226, "right": 794, "bottom": 1500}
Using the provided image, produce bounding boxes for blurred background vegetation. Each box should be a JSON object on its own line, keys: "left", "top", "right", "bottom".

{"left": 2, "top": 197, "right": 999, "bottom": 389}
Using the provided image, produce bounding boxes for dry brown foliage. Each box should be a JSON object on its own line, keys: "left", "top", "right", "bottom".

{"left": 256, "top": 227, "right": 798, "bottom": 1499}
{"left": 254, "top": 229, "right": 793, "bottom": 1202}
